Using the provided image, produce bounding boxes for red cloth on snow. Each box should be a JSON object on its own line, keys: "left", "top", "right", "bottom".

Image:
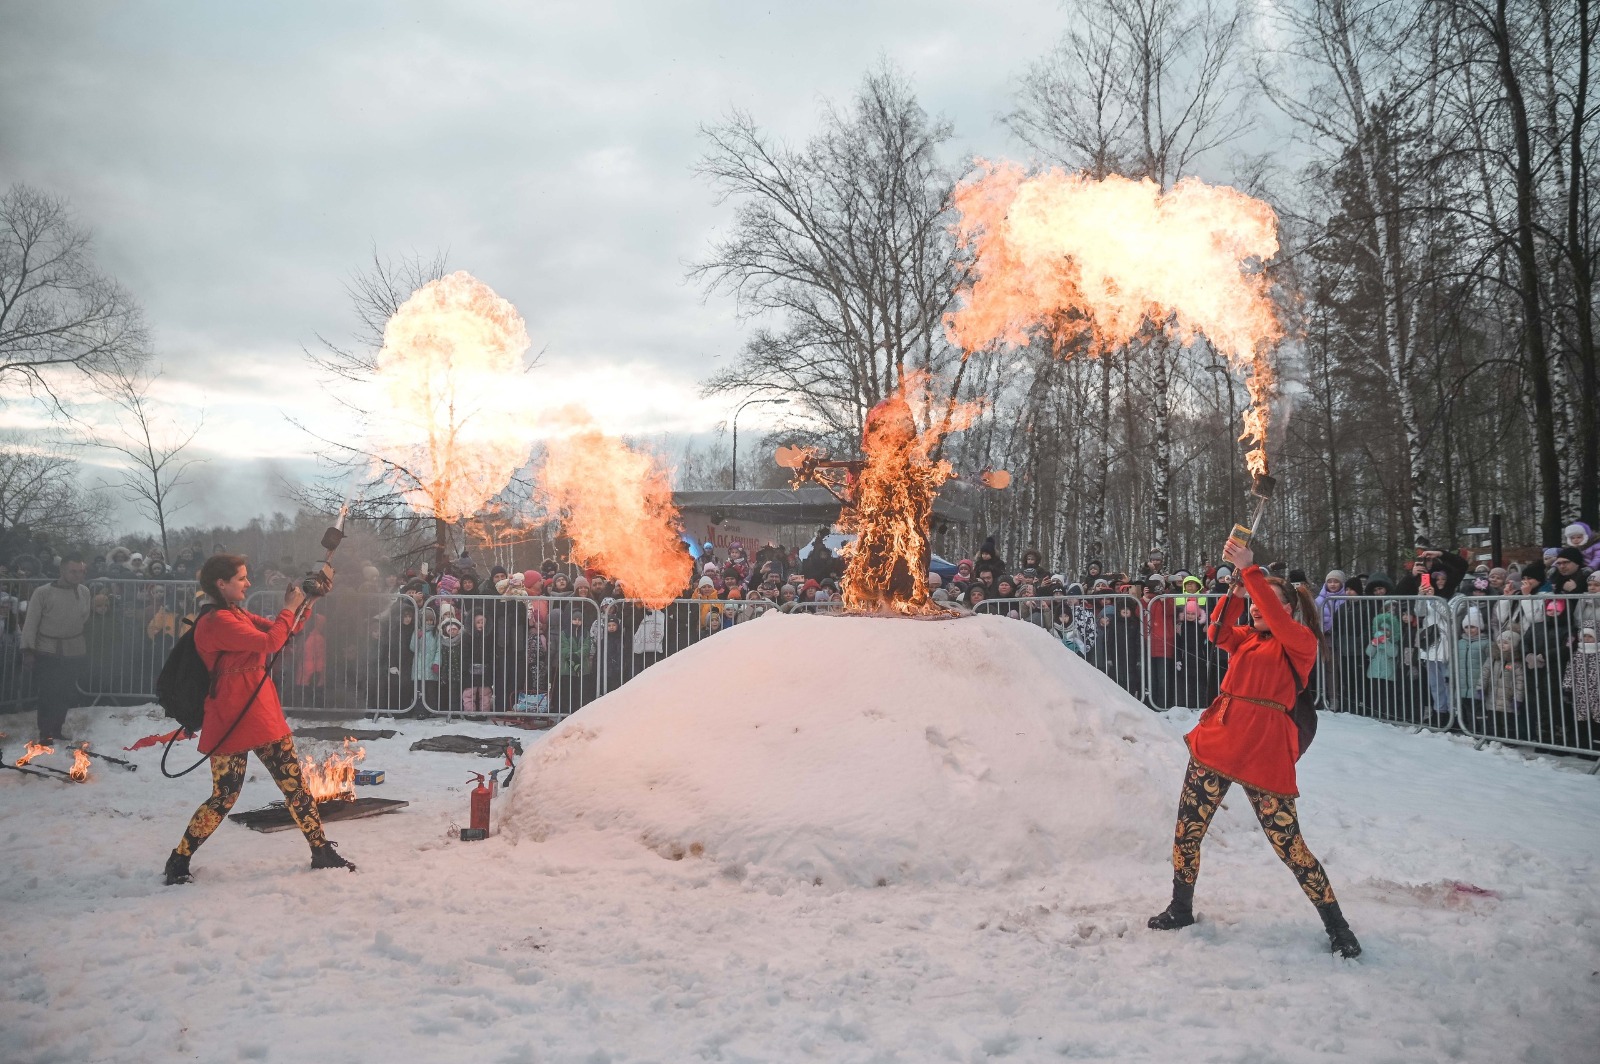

{"left": 195, "top": 605, "right": 300, "bottom": 756}
{"left": 1185, "top": 566, "right": 1318, "bottom": 796}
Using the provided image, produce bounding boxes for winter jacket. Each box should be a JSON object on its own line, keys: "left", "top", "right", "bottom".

{"left": 1186, "top": 566, "right": 1318, "bottom": 796}
{"left": 555, "top": 629, "right": 595, "bottom": 677}
{"left": 632, "top": 609, "right": 666, "bottom": 656}
{"left": 410, "top": 624, "right": 440, "bottom": 683}
{"left": 1314, "top": 587, "right": 1350, "bottom": 634}
{"left": 972, "top": 537, "right": 1005, "bottom": 583}
{"left": 1562, "top": 647, "right": 1600, "bottom": 721}
{"left": 1520, "top": 613, "right": 1573, "bottom": 711}
{"left": 1481, "top": 639, "right": 1526, "bottom": 714}
{"left": 1366, "top": 613, "right": 1400, "bottom": 681}
{"left": 1456, "top": 633, "right": 1490, "bottom": 698}
{"left": 1412, "top": 597, "right": 1452, "bottom": 664}
{"left": 195, "top": 604, "right": 300, "bottom": 757}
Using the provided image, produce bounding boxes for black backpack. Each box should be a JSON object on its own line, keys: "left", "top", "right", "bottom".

{"left": 1286, "top": 654, "right": 1319, "bottom": 759}
{"left": 156, "top": 606, "right": 216, "bottom": 734}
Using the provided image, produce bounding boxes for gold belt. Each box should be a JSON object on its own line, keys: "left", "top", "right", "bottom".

{"left": 1214, "top": 692, "right": 1291, "bottom": 724}
{"left": 213, "top": 665, "right": 265, "bottom": 678}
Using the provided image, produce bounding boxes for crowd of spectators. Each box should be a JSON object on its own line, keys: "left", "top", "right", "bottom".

{"left": 2, "top": 522, "right": 1596, "bottom": 754}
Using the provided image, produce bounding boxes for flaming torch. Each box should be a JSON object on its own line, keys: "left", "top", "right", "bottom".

{"left": 948, "top": 161, "right": 1285, "bottom": 504}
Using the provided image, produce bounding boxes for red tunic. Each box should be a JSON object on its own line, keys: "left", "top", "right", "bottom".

{"left": 195, "top": 606, "right": 300, "bottom": 757}
{"left": 1184, "top": 566, "right": 1318, "bottom": 796}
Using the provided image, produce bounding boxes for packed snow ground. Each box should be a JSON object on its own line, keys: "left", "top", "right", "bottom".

{"left": 2, "top": 613, "right": 1598, "bottom": 1063}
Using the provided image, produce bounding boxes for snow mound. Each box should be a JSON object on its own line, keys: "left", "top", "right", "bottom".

{"left": 503, "top": 612, "right": 1185, "bottom": 885}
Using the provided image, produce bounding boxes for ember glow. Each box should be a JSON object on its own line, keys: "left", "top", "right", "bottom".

{"left": 949, "top": 161, "right": 1283, "bottom": 476}
{"left": 69, "top": 748, "right": 90, "bottom": 782}
{"left": 15, "top": 741, "right": 53, "bottom": 767}
{"left": 373, "top": 271, "right": 535, "bottom": 521}
{"left": 300, "top": 741, "right": 364, "bottom": 803}
{"left": 533, "top": 419, "right": 691, "bottom": 608}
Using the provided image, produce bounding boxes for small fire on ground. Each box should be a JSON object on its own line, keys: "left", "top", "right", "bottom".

{"left": 300, "top": 741, "right": 365, "bottom": 803}
{"left": 15, "top": 742, "right": 53, "bottom": 767}
{"left": 70, "top": 748, "right": 90, "bottom": 781}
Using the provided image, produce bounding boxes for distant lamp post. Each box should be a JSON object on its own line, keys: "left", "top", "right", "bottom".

{"left": 731, "top": 397, "right": 791, "bottom": 490}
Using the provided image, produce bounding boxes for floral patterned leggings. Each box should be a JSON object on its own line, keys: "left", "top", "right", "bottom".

{"left": 1171, "top": 758, "right": 1336, "bottom": 906}
{"left": 175, "top": 736, "right": 327, "bottom": 857}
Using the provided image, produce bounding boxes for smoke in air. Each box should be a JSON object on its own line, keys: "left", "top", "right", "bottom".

{"left": 948, "top": 161, "right": 1283, "bottom": 474}
{"left": 373, "top": 271, "right": 535, "bottom": 520}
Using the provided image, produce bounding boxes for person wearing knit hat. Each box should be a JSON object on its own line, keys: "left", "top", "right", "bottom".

{"left": 1563, "top": 623, "right": 1600, "bottom": 728}
{"left": 1550, "top": 547, "right": 1591, "bottom": 595}
{"left": 1457, "top": 606, "right": 1490, "bottom": 729}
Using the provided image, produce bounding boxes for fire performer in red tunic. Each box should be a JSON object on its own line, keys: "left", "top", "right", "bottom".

{"left": 1147, "top": 539, "right": 1361, "bottom": 958}
{"left": 162, "top": 554, "right": 355, "bottom": 884}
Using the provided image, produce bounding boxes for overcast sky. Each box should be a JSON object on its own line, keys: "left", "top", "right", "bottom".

{"left": 2, "top": 0, "right": 1096, "bottom": 531}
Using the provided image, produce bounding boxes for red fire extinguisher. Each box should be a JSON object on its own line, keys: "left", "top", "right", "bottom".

{"left": 463, "top": 773, "right": 491, "bottom": 840}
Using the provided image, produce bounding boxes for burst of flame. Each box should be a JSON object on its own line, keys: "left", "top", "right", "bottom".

{"left": 69, "top": 748, "right": 90, "bottom": 781}
{"left": 300, "top": 740, "right": 364, "bottom": 803}
{"left": 840, "top": 375, "right": 982, "bottom": 616}
{"left": 948, "top": 161, "right": 1283, "bottom": 476}
{"left": 372, "top": 271, "right": 535, "bottom": 522}
{"left": 532, "top": 414, "right": 691, "bottom": 608}
{"left": 15, "top": 741, "right": 53, "bottom": 767}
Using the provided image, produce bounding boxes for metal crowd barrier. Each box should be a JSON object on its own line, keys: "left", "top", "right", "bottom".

{"left": 4, "top": 566, "right": 1592, "bottom": 769}
{"left": 1317, "top": 593, "right": 1455, "bottom": 732}
{"left": 246, "top": 589, "right": 418, "bottom": 716}
{"left": 974, "top": 593, "right": 1151, "bottom": 703}
{"left": 0, "top": 577, "right": 48, "bottom": 710}
{"left": 414, "top": 594, "right": 605, "bottom": 719}
{"left": 1447, "top": 593, "right": 1598, "bottom": 761}
{"left": 76, "top": 579, "right": 203, "bottom": 703}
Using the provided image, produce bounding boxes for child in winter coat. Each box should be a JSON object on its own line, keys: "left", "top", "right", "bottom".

{"left": 410, "top": 607, "right": 442, "bottom": 713}
{"left": 1480, "top": 629, "right": 1528, "bottom": 741}
{"left": 1455, "top": 608, "right": 1490, "bottom": 728}
{"left": 1560, "top": 625, "right": 1600, "bottom": 745}
{"left": 1366, "top": 610, "right": 1401, "bottom": 719}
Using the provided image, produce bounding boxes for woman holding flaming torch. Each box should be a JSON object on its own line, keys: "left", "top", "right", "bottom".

{"left": 1147, "top": 539, "right": 1361, "bottom": 959}
{"left": 162, "top": 554, "right": 354, "bottom": 885}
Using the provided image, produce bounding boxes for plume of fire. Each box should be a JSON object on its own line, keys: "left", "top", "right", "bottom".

{"left": 372, "top": 271, "right": 535, "bottom": 521}
{"left": 533, "top": 413, "right": 691, "bottom": 608}
{"left": 299, "top": 741, "right": 364, "bottom": 803}
{"left": 70, "top": 747, "right": 90, "bottom": 781}
{"left": 15, "top": 741, "right": 53, "bottom": 767}
{"left": 948, "top": 161, "right": 1284, "bottom": 476}
{"left": 842, "top": 375, "right": 983, "bottom": 615}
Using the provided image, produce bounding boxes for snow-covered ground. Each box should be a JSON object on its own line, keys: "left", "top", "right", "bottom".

{"left": 2, "top": 613, "right": 1598, "bottom": 1064}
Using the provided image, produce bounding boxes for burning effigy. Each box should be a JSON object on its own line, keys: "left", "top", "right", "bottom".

{"left": 778, "top": 382, "right": 998, "bottom": 615}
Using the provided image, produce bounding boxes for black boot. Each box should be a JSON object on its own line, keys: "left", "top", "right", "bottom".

{"left": 1148, "top": 879, "right": 1195, "bottom": 930}
{"left": 163, "top": 850, "right": 192, "bottom": 886}
{"left": 310, "top": 841, "right": 356, "bottom": 872}
{"left": 1317, "top": 901, "right": 1362, "bottom": 958}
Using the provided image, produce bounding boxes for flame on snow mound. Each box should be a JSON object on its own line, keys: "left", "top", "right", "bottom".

{"left": 503, "top": 613, "right": 1185, "bottom": 886}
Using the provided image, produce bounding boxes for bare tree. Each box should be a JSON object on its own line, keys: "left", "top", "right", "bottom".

{"left": 0, "top": 435, "right": 107, "bottom": 551}
{"left": 97, "top": 366, "right": 205, "bottom": 558}
{"left": 1004, "top": 0, "right": 1256, "bottom": 556}
{"left": 692, "top": 63, "right": 966, "bottom": 452}
{"left": 0, "top": 185, "right": 147, "bottom": 412}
